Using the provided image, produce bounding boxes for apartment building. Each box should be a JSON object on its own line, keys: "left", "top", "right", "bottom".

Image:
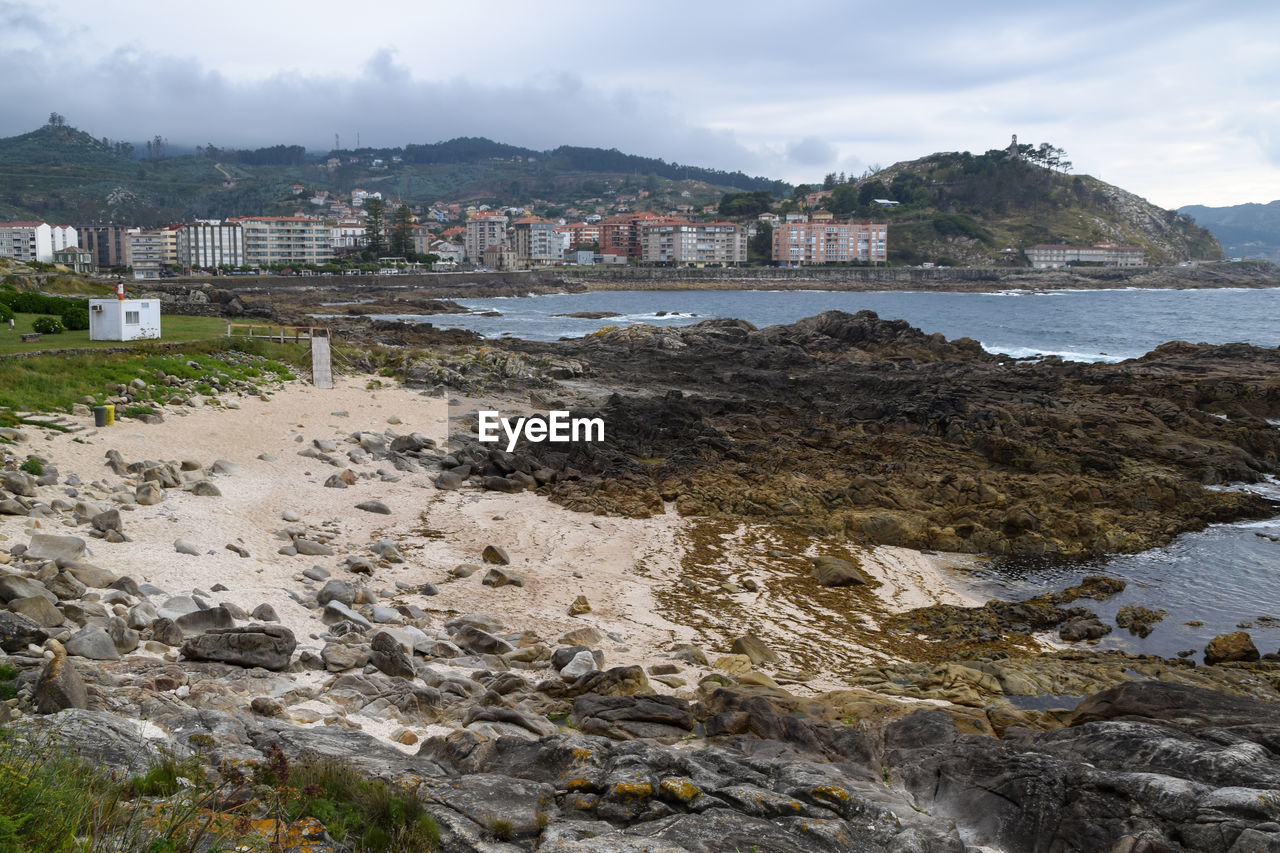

{"left": 598, "top": 213, "right": 662, "bottom": 259}
{"left": 1025, "top": 243, "right": 1145, "bottom": 268}
{"left": 128, "top": 228, "right": 167, "bottom": 279}
{"left": 76, "top": 224, "right": 133, "bottom": 269}
{"left": 561, "top": 222, "right": 602, "bottom": 249}
{"left": 0, "top": 221, "right": 78, "bottom": 263}
{"left": 639, "top": 220, "right": 747, "bottom": 266}
{"left": 176, "top": 220, "right": 245, "bottom": 270}
{"left": 231, "top": 216, "right": 332, "bottom": 266}
{"left": 512, "top": 218, "right": 562, "bottom": 266}
{"left": 465, "top": 213, "right": 508, "bottom": 262}
{"left": 772, "top": 217, "right": 888, "bottom": 266}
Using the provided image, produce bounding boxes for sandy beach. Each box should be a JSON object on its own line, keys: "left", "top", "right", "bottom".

{"left": 3, "top": 375, "right": 983, "bottom": 708}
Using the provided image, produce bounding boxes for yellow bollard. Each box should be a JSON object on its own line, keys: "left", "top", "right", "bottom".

{"left": 103, "top": 404, "right": 114, "bottom": 426}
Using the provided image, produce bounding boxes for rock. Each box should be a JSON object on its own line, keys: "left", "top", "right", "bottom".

{"left": 568, "top": 595, "right": 592, "bottom": 616}
{"left": 560, "top": 650, "right": 599, "bottom": 679}
{"left": 1204, "top": 631, "right": 1260, "bottom": 664}
{"left": 714, "top": 654, "right": 753, "bottom": 676}
{"left": 482, "top": 567, "right": 525, "bottom": 588}
{"left": 452, "top": 625, "right": 514, "bottom": 656}
{"left": 1058, "top": 614, "right": 1112, "bottom": 642}
{"left": 174, "top": 605, "right": 237, "bottom": 635}
{"left": 451, "top": 564, "right": 480, "bottom": 579}
{"left": 107, "top": 616, "right": 139, "bottom": 653}
{"left": 302, "top": 566, "right": 330, "bottom": 581}
{"left": 9, "top": 595, "right": 63, "bottom": 629}
{"left": 482, "top": 545, "right": 510, "bottom": 565}
{"left": 433, "top": 471, "right": 465, "bottom": 490}
{"left": 810, "top": 555, "right": 871, "bottom": 587}
{"left": 0, "top": 471, "right": 36, "bottom": 496}
{"left": 65, "top": 625, "right": 121, "bottom": 660}
{"left": 560, "top": 626, "right": 605, "bottom": 646}
{"left": 47, "top": 571, "right": 87, "bottom": 601}
{"left": 322, "top": 602, "right": 372, "bottom": 632}
{"left": 0, "top": 575, "right": 55, "bottom": 605}
{"left": 355, "top": 500, "right": 391, "bottom": 515}
{"left": 670, "top": 644, "right": 709, "bottom": 666}
{"left": 149, "top": 618, "right": 184, "bottom": 647}
{"left": 322, "top": 643, "right": 370, "bottom": 671}
{"left": 294, "top": 539, "right": 334, "bottom": 557}
{"left": 224, "top": 543, "right": 250, "bottom": 558}
{"left": 127, "top": 601, "right": 158, "bottom": 630}
{"left": 323, "top": 474, "right": 348, "bottom": 489}
{"left": 135, "top": 482, "right": 163, "bottom": 505}
{"left": 34, "top": 649, "right": 88, "bottom": 713}
{"left": 173, "top": 538, "right": 201, "bottom": 556}
{"left": 370, "top": 631, "right": 415, "bottom": 679}
{"left": 730, "top": 634, "right": 780, "bottom": 666}
{"left": 250, "top": 696, "right": 284, "bottom": 717}
{"left": 90, "top": 509, "right": 122, "bottom": 533}
{"left": 25, "top": 533, "right": 87, "bottom": 563}
{"left": 156, "top": 596, "right": 201, "bottom": 621}
{"left": 210, "top": 460, "right": 241, "bottom": 475}
{"left": 180, "top": 624, "right": 296, "bottom": 670}
{"left": 0, "top": 610, "right": 48, "bottom": 652}
{"left": 190, "top": 481, "right": 221, "bottom": 497}
{"left": 63, "top": 562, "right": 118, "bottom": 588}
{"left": 1115, "top": 605, "right": 1167, "bottom": 638}
{"left": 250, "top": 604, "right": 279, "bottom": 622}
{"left": 317, "top": 579, "right": 356, "bottom": 607}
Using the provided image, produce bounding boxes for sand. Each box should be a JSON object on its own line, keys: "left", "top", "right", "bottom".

{"left": 4, "top": 375, "right": 983, "bottom": 700}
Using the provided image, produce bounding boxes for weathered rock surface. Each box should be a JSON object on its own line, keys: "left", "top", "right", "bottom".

{"left": 180, "top": 624, "right": 296, "bottom": 670}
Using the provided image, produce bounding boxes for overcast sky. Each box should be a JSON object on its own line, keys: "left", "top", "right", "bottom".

{"left": 2, "top": 0, "right": 1277, "bottom": 208}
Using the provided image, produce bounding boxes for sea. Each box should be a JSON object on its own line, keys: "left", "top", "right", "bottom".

{"left": 370, "top": 286, "right": 1280, "bottom": 659}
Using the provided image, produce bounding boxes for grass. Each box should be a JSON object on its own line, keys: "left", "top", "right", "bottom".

{"left": 0, "top": 313, "right": 226, "bottom": 355}
{"left": 0, "top": 727, "right": 442, "bottom": 852}
{"left": 0, "top": 337, "right": 305, "bottom": 413}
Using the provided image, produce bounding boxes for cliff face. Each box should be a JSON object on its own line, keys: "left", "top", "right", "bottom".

{"left": 858, "top": 150, "right": 1225, "bottom": 266}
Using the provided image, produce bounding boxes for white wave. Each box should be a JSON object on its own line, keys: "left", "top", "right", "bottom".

{"left": 981, "top": 343, "right": 1127, "bottom": 363}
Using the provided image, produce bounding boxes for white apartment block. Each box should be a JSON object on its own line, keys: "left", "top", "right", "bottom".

{"left": 512, "top": 218, "right": 562, "bottom": 265}
{"left": 0, "top": 221, "right": 78, "bottom": 263}
{"left": 128, "top": 228, "right": 167, "bottom": 280}
{"left": 1025, "top": 244, "right": 1145, "bottom": 268}
{"left": 231, "top": 217, "right": 333, "bottom": 266}
{"left": 176, "top": 220, "right": 245, "bottom": 270}
{"left": 465, "top": 213, "right": 509, "bottom": 262}
{"left": 639, "top": 220, "right": 747, "bottom": 266}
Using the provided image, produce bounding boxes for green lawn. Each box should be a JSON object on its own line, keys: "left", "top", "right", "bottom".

{"left": 0, "top": 313, "right": 227, "bottom": 355}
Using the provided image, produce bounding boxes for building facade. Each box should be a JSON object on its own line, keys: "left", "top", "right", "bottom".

{"left": 512, "top": 218, "right": 561, "bottom": 266}
{"left": 772, "top": 217, "right": 888, "bottom": 266}
{"left": 598, "top": 213, "right": 662, "bottom": 259}
{"left": 639, "top": 220, "right": 747, "bottom": 265}
{"left": 231, "top": 217, "right": 332, "bottom": 266}
{"left": 76, "top": 224, "right": 133, "bottom": 270}
{"left": 465, "top": 213, "right": 509, "bottom": 262}
{"left": 52, "top": 246, "right": 96, "bottom": 273}
{"left": 128, "top": 229, "right": 167, "bottom": 279}
{"left": 1025, "top": 244, "right": 1145, "bottom": 268}
{"left": 0, "top": 222, "right": 78, "bottom": 263}
{"left": 176, "top": 220, "right": 245, "bottom": 270}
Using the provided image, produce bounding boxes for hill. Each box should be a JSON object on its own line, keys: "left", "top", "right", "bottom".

{"left": 827, "top": 145, "right": 1223, "bottom": 266}
{"left": 0, "top": 123, "right": 790, "bottom": 227}
{"left": 1179, "top": 200, "right": 1280, "bottom": 263}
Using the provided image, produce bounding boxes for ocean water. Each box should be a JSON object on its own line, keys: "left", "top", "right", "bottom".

{"left": 379, "top": 286, "right": 1280, "bottom": 658}
{"left": 376, "top": 286, "right": 1280, "bottom": 361}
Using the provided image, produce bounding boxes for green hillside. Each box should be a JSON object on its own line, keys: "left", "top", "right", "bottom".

{"left": 1180, "top": 200, "right": 1280, "bottom": 263}
{"left": 831, "top": 146, "right": 1223, "bottom": 265}
{"left": 0, "top": 123, "right": 791, "bottom": 226}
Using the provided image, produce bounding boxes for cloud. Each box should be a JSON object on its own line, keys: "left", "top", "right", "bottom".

{"left": 786, "top": 137, "right": 836, "bottom": 168}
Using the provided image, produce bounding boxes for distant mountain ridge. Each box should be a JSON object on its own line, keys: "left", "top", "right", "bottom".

{"left": 1179, "top": 201, "right": 1280, "bottom": 262}
{"left": 0, "top": 123, "right": 788, "bottom": 226}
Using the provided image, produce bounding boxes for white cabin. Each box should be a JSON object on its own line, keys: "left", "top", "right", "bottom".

{"left": 88, "top": 298, "right": 161, "bottom": 341}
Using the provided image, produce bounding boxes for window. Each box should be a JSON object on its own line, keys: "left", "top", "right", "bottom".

{"left": 125, "top": 311, "right": 140, "bottom": 325}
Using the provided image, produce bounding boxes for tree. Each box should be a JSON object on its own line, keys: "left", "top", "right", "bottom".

{"left": 47, "top": 112, "right": 66, "bottom": 127}
{"left": 389, "top": 204, "right": 413, "bottom": 258}
{"left": 364, "top": 198, "right": 386, "bottom": 256}
{"left": 748, "top": 222, "right": 773, "bottom": 265}
{"left": 822, "top": 172, "right": 837, "bottom": 190}
{"left": 792, "top": 184, "right": 812, "bottom": 201}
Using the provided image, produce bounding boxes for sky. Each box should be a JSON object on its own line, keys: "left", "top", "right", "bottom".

{"left": 2, "top": 0, "right": 1277, "bottom": 209}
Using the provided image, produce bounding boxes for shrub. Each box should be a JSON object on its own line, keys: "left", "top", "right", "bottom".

{"left": 30, "top": 316, "right": 64, "bottom": 335}
{"left": 0, "top": 304, "right": 12, "bottom": 323}
{"left": 60, "top": 306, "right": 89, "bottom": 331}
{"left": 18, "top": 457, "right": 42, "bottom": 476}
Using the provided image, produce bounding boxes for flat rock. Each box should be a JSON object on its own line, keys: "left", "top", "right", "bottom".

{"left": 180, "top": 624, "right": 297, "bottom": 670}
{"left": 0, "top": 609, "right": 48, "bottom": 652}
{"left": 65, "top": 625, "right": 121, "bottom": 660}
{"left": 355, "top": 500, "right": 391, "bottom": 515}
{"left": 482, "top": 567, "right": 525, "bottom": 588}
{"left": 173, "top": 539, "right": 202, "bottom": 556}
{"left": 811, "top": 555, "right": 871, "bottom": 587}
{"left": 25, "top": 533, "right": 87, "bottom": 563}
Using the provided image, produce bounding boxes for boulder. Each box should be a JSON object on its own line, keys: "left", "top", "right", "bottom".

{"left": 482, "top": 545, "right": 510, "bottom": 565}
{"left": 294, "top": 539, "right": 334, "bottom": 557}
{"left": 180, "top": 624, "right": 296, "bottom": 670}
{"left": 568, "top": 595, "right": 592, "bottom": 616}
{"left": 355, "top": 500, "right": 391, "bottom": 515}
{"left": 730, "top": 634, "right": 780, "bottom": 666}
{"left": 34, "top": 649, "right": 88, "bottom": 713}
{"left": 173, "top": 539, "right": 202, "bottom": 556}
{"left": 1204, "top": 631, "right": 1260, "bottom": 664}
{"left": 25, "top": 534, "right": 87, "bottom": 563}
{"left": 0, "top": 610, "right": 48, "bottom": 652}
{"left": 65, "top": 625, "right": 121, "bottom": 660}
{"left": 810, "top": 555, "right": 871, "bottom": 587}
{"left": 0, "top": 575, "right": 56, "bottom": 604}
{"left": 250, "top": 603, "right": 279, "bottom": 622}
{"left": 317, "top": 579, "right": 356, "bottom": 607}
{"left": 175, "top": 605, "right": 236, "bottom": 636}
{"left": 8, "top": 595, "right": 63, "bottom": 629}
{"left": 482, "top": 567, "right": 525, "bottom": 588}
{"left": 560, "top": 650, "right": 599, "bottom": 680}
{"left": 135, "top": 482, "right": 164, "bottom": 505}
{"left": 370, "top": 630, "right": 415, "bottom": 679}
